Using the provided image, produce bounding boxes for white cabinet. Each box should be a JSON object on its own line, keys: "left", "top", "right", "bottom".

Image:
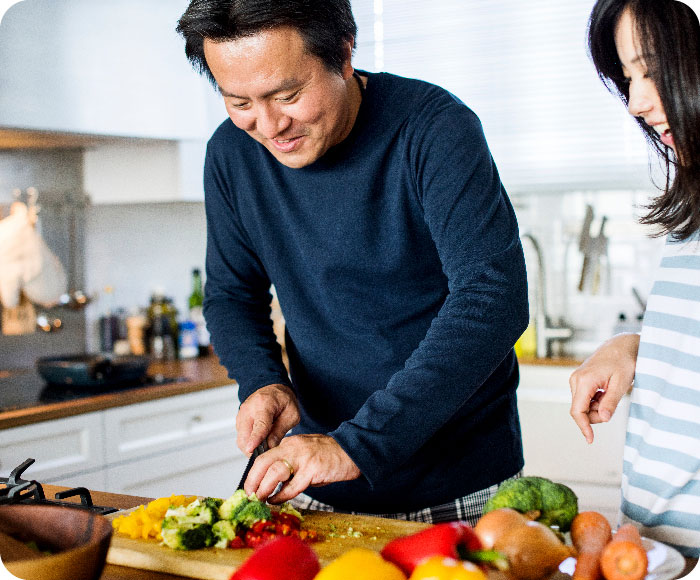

{"left": 103, "top": 386, "right": 247, "bottom": 497}
{"left": 0, "top": 0, "right": 210, "bottom": 140}
{"left": 0, "top": 385, "right": 245, "bottom": 498}
{"left": 0, "top": 412, "right": 106, "bottom": 489}
{"left": 517, "top": 364, "right": 630, "bottom": 523}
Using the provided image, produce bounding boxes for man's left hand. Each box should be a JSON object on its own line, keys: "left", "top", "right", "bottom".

{"left": 243, "top": 434, "right": 361, "bottom": 503}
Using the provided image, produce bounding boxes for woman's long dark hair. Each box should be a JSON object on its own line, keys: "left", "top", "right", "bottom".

{"left": 588, "top": 0, "right": 700, "bottom": 240}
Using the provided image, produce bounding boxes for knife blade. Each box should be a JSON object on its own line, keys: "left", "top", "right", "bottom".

{"left": 237, "top": 440, "right": 268, "bottom": 491}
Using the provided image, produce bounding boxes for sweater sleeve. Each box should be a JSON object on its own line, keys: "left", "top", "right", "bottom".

{"left": 329, "top": 101, "right": 529, "bottom": 486}
{"left": 202, "top": 138, "right": 292, "bottom": 402}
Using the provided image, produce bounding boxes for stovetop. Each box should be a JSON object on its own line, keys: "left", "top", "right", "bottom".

{"left": 1, "top": 458, "right": 118, "bottom": 514}
{"left": 0, "top": 368, "right": 186, "bottom": 413}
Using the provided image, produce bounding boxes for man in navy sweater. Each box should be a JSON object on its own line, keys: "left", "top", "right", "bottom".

{"left": 177, "top": 0, "right": 529, "bottom": 523}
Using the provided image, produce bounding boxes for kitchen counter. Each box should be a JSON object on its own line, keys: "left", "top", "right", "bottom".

{"left": 40, "top": 485, "right": 698, "bottom": 580}
{"left": 0, "top": 356, "right": 234, "bottom": 431}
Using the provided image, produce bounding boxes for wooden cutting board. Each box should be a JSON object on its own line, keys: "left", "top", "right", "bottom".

{"left": 106, "top": 509, "right": 431, "bottom": 580}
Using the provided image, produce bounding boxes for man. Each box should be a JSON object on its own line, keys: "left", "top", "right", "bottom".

{"left": 177, "top": 0, "right": 528, "bottom": 524}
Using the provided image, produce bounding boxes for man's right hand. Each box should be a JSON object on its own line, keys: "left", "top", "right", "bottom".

{"left": 569, "top": 332, "right": 640, "bottom": 444}
{"left": 236, "top": 383, "right": 301, "bottom": 454}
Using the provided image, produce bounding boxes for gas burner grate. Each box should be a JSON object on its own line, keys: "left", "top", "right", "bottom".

{"left": 0, "top": 458, "right": 118, "bottom": 515}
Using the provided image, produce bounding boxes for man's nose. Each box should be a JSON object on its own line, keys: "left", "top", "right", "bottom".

{"left": 256, "top": 104, "right": 291, "bottom": 138}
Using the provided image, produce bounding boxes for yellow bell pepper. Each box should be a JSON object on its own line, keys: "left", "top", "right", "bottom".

{"left": 314, "top": 548, "right": 406, "bottom": 580}
{"left": 408, "top": 556, "right": 487, "bottom": 580}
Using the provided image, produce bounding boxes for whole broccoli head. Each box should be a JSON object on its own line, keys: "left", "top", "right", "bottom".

{"left": 161, "top": 518, "right": 215, "bottom": 550}
{"left": 483, "top": 477, "right": 543, "bottom": 514}
{"left": 529, "top": 477, "right": 578, "bottom": 531}
{"left": 234, "top": 499, "right": 271, "bottom": 528}
{"left": 482, "top": 476, "right": 578, "bottom": 532}
{"left": 212, "top": 519, "right": 238, "bottom": 549}
{"left": 219, "top": 489, "right": 250, "bottom": 521}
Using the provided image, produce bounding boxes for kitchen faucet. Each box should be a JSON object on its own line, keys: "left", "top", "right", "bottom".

{"left": 521, "top": 233, "right": 574, "bottom": 358}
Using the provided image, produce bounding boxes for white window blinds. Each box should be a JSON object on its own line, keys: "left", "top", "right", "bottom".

{"left": 350, "top": 0, "right": 652, "bottom": 194}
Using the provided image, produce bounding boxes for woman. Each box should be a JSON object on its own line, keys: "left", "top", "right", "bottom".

{"left": 569, "top": 0, "right": 700, "bottom": 558}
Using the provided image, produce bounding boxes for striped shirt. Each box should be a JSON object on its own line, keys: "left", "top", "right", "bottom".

{"left": 621, "top": 232, "right": 700, "bottom": 557}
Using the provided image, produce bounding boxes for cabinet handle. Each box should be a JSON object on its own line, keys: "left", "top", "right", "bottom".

{"left": 190, "top": 415, "right": 203, "bottom": 423}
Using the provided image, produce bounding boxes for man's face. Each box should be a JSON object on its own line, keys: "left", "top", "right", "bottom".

{"left": 204, "top": 27, "right": 356, "bottom": 169}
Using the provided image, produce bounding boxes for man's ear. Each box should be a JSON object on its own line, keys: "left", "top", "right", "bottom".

{"left": 340, "top": 36, "right": 355, "bottom": 80}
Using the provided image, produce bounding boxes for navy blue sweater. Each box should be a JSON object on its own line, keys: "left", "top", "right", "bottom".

{"left": 203, "top": 71, "right": 529, "bottom": 513}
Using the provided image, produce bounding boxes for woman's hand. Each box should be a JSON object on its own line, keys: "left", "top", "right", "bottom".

{"left": 243, "top": 434, "right": 361, "bottom": 503}
{"left": 569, "top": 333, "right": 640, "bottom": 444}
{"left": 236, "top": 383, "right": 301, "bottom": 454}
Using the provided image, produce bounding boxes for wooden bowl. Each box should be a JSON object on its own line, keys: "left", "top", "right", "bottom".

{"left": 0, "top": 504, "right": 113, "bottom": 580}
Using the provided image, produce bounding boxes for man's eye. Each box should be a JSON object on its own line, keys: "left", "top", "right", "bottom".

{"left": 229, "top": 102, "right": 248, "bottom": 110}
{"left": 278, "top": 91, "right": 300, "bottom": 103}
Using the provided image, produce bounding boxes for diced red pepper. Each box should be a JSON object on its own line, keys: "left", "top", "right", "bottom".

{"left": 229, "top": 536, "right": 246, "bottom": 549}
{"left": 380, "top": 522, "right": 484, "bottom": 575}
{"left": 229, "top": 536, "right": 320, "bottom": 580}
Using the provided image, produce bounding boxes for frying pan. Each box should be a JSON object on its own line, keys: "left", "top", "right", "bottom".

{"left": 36, "top": 354, "right": 150, "bottom": 387}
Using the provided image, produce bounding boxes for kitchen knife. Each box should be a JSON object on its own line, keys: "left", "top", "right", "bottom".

{"left": 237, "top": 440, "right": 268, "bottom": 491}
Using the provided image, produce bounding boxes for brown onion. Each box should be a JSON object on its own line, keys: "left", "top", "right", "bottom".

{"left": 474, "top": 508, "right": 530, "bottom": 549}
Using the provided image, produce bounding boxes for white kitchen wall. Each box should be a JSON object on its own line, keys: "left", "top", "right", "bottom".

{"left": 84, "top": 202, "right": 207, "bottom": 351}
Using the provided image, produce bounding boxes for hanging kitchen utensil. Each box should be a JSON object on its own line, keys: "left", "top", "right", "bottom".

{"left": 590, "top": 216, "right": 608, "bottom": 294}
{"left": 577, "top": 205, "right": 595, "bottom": 292}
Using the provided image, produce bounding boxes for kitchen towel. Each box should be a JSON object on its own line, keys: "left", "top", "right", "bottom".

{"left": 0, "top": 201, "right": 67, "bottom": 308}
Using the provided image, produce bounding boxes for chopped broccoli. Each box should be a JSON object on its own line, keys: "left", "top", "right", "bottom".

{"left": 279, "top": 502, "right": 303, "bottom": 521}
{"left": 165, "top": 498, "right": 220, "bottom": 526}
{"left": 482, "top": 476, "right": 578, "bottom": 532}
{"left": 219, "top": 489, "right": 250, "bottom": 521}
{"left": 212, "top": 520, "right": 238, "bottom": 549}
{"left": 161, "top": 517, "right": 215, "bottom": 550}
{"left": 234, "top": 498, "right": 271, "bottom": 528}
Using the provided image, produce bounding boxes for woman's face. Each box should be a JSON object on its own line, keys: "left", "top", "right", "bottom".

{"left": 614, "top": 7, "right": 676, "bottom": 152}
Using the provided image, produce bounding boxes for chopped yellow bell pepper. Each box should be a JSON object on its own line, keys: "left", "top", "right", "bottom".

{"left": 314, "top": 548, "right": 406, "bottom": 580}
{"left": 408, "top": 556, "right": 487, "bottom": 580}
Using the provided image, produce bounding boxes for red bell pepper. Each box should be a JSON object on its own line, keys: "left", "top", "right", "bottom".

{"left": 229, "top": 535, "right": 320, "bottom": 580}
{"left": 380, "top": 522, "right": 502, "bottom": 576}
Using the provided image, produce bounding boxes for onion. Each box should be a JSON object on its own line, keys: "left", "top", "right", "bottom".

{"left": 474, "top": 508, "right": 529, "bottom": 549}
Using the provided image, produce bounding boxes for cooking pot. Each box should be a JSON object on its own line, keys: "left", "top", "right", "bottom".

{"left": 36, "top": 354, "right": 150, "bottom": 387}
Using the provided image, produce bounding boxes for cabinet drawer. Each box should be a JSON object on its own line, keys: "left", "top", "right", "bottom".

{"left": 0, "top": 412, "right": 104, "bottom": 482}
{"left": 105, "top": 438, "right": 247, "bottom": 499}
{"left": 103, "top": 385, "right": 239, "bottom": 463}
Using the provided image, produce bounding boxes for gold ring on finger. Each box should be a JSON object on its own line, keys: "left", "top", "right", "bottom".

{"left": 280, "top": 458, "right": 294, "bottom": 478}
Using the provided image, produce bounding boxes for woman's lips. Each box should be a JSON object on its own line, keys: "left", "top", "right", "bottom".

{"left": 659, "top": 130, "right": 674, "bottom": 148}
{"left": 271, "top": 136, "right": 303, "bottom": 153}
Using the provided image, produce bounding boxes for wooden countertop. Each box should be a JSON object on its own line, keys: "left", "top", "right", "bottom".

{"left": 0, "top": 356, "right": 235, "bottom": 431}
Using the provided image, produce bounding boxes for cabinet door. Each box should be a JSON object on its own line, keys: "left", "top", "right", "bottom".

{"left": 105, "top": 438, "right": 248, "bottom": 498}
{"left": 103, "top": 385, "right": 239, "bottom": 464}
{"left": 0, "top": 412, "right": 104, "bottom": 483}
{"left": 0, "top": 0, "right": 209, "bottom": 139}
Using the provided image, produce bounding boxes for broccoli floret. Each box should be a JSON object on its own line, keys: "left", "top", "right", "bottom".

{"left": 234, "top": 499, "right": 271, "bottom": 528}
{"left": 212, "top": 520, "right": 238, "bottom": 549}
{"left": 483, "top": 477, "right": 543, "bottom": 514}
{"left": 165, "top": 498, "right": 220, "bottom": 526}
{"left": 161, "top": 518, "right": 215, "bottom": 550}
{"left": 482, "top": 476, "right": 578, "bottom": 532}
{"left": 279, "top": 502, "right": 303, "bottom": 521}
{"left": 219, "top": 489, "right": 250, "bottom": 521}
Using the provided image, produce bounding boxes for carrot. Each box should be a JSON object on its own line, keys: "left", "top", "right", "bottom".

{"left": 600, "top": 524, "right": 648, "bottom": 580}
{"left": 570, "top": 511, "right": 613, "bottom": 580}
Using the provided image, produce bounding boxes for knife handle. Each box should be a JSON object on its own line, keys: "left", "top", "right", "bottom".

{"left": 236, "top": 441, "right": 268, "bottom": 491}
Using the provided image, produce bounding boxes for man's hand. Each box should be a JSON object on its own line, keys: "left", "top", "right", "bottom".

{"left": 236, "top": 383, "right": 301, "bottom": 454}
{"left": 569, "top": 332, "right": 640, "bottom": 444}
{"left": 243, "top": 434, "right": 361, "bottom": 503}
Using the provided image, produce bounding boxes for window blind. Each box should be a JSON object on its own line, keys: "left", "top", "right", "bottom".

{"left": 350, "top": 0, "right": 652, "bottom": 194}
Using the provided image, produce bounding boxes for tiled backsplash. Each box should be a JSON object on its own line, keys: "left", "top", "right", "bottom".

{"left": 513, "top": 189, "right": 666, "bottom": 358}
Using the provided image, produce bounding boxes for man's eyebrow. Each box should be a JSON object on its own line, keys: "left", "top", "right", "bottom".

{"left": 218, "top": 78, "right": 302, "bottom": 100}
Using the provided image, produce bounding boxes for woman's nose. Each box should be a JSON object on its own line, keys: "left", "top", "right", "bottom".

{"left": 627, "top": 79, "right": 655, "bottom": 118}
